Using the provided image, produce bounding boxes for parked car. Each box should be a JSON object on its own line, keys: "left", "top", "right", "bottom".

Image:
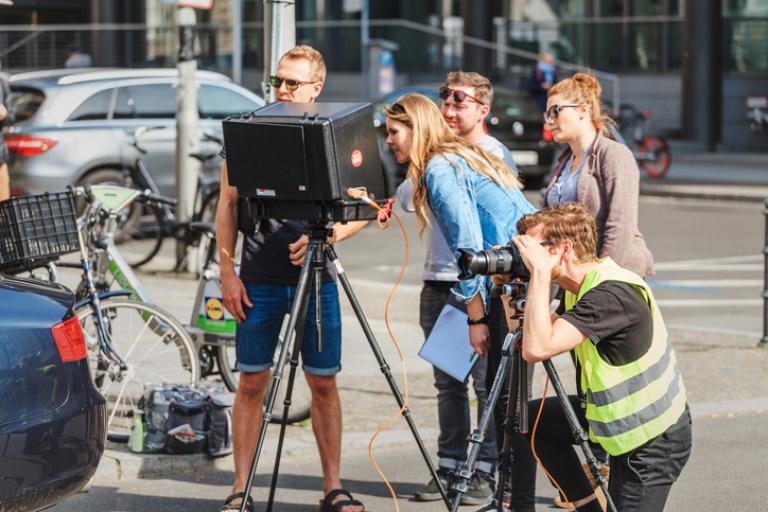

{"left": 0, "top": 274, "right": 106, "bottom": 511}
{"left": 372, "top": 85, "right": 555, "bottom": 188}
{"left": 5, "top": 68, "right": 264, "bottom": 197}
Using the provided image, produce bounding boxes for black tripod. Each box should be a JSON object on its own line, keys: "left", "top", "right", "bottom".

{"left": 239, "top": 221, "right": 450, "bottom": 512}
{"left": 449, "top": 282, "right": 528, "bottom": 512}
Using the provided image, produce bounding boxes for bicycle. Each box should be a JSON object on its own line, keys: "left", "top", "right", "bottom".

{"left": 616, "top": 104, "right": 672, "bottom": 179}
{"left": 110, "top": 126, "right": 222, "bottom": 271}
{"left": 76, "top": 184, "right": 311, "bottom": 424}
{"left": 0, "top": 187, "right": 200, "bottom": 441}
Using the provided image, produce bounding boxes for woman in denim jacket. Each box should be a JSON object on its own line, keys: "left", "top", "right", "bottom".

{"left": 385, "top": 93, "right": 538, "bottom": 510}
{"left": 384, "top": 93, "right": 535, "bottom": 354}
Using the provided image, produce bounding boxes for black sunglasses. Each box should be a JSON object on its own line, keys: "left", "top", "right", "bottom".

{"left": 268, "top": 75, "right": 314, "bottom": 91}
{"left": 389, "top": 102, "right": 406, "bottom": 115}
{"left": 439, "top": 86, "right": 485, "bottom": 105}
{"left": 543, "top": 103, "right": 580, "bottom": 123}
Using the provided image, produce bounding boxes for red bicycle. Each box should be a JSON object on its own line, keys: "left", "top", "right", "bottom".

{"left": 618, "top": 104, "right": 671, "bottom": 179}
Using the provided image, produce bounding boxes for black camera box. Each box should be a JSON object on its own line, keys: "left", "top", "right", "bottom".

{"left": 223, "top": 102, "right": 387, "bottom": 222}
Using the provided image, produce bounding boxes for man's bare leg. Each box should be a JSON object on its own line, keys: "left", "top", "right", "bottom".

{"left": 231, "top": 370, "right": 271, "bottom": 496}
{"left": 305, "top": 373, "right": 363, "bottom": 512}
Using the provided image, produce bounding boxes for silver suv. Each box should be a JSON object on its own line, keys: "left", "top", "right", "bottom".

{"left": 6, "top": 68, "right": 264, "bottom": 196}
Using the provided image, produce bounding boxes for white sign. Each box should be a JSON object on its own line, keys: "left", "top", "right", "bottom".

{"left": 343, "top": 0, "right": 362, "bottom": 13}
{"left": 747, "top": 96, "right": 768, "bottom": 109}
{"left": 164, "top": 0, "right": 213, "bottom": 9}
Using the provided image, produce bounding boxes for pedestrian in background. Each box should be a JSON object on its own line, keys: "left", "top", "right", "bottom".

{"left": 542, "top": 72, "right": 653, "bottom": 277}
{"left": 385, "top": 93, "right": 537, "bottom": 510}
{"left": 64, "top": 44, "right": 92, "bottom": 68}
{"left": 528, "top": 51, "right": 556, "bottom": 113}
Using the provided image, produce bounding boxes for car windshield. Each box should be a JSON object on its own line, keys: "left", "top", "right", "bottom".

{"left": 9, "top": 87, "right": 46, "bottom": 122}
{"left": 493, "top": 94, "right": 541, "bottom": 120}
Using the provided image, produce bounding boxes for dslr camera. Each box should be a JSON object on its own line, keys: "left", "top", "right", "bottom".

{"left": 457, "top": 242, "right": 529, "bottom": 280}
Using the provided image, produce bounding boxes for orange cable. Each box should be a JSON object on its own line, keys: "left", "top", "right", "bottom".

{"left": 350, "top": 192, "right": 410, "bottom": 511}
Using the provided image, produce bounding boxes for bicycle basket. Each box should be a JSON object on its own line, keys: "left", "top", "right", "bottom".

{"left": 0, "top": 190, "right": 80, "bottom": 273}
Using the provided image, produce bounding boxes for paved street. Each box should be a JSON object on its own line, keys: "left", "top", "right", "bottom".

{"left": 50, "top": 189, "right": 768, "bottom": 512}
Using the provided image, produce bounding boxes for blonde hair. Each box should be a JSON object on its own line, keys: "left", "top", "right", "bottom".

{"left": 445, "top": 71, "right": 494, "bottom": 105}
{"left": 279, "top": 45, "right": 327, "bottom": 83}
{"left": 517, "top": 203, "right": 597, "bottom": 262}
{"left": 385, "top": 93, "right": 522, "bottom": 233}
{"left": 549, "top": 72, "right": 614, "bottom": 136}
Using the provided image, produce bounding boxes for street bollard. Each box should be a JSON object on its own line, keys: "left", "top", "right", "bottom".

{"left": 761, "top": 198, "right": 768, "bottom": 349}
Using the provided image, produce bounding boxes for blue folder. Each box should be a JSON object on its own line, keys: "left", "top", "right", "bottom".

{"left": 418, "top": 297, "right": 479, "bottom": 382}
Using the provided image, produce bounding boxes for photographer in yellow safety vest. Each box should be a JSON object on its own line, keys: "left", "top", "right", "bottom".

{"left": 508, "top": 203, "right": 691, "bottom": 512}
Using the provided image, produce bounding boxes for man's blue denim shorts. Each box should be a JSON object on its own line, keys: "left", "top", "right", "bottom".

{"left": 235, "top": 282, "right": 342, "bottom": 376}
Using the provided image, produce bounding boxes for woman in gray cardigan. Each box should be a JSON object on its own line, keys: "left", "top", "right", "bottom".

{"left": 542, "top": 73, "right": 654, "bottom": 277}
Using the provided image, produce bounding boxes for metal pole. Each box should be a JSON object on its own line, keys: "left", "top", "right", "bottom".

{"left": 175, "top": 6, "right": 201, "bottom": 266}
{"left": 760, "top": 198, "right": 768, "bottom": 348}
{"left": 263, "top": 0, "right": 295, "bottom": 103}
{"left": 231, "top": 0, "right": 243, "bottom": 84}
{"left": 361, "top": 0, "right": 369, "bottom": 101}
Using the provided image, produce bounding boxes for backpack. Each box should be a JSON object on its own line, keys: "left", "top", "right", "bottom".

{"left": 134, "top": 384, "right": 234, "bottom": 458}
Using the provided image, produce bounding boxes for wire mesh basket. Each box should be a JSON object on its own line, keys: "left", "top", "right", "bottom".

{"left": 0, "top": 190, "right": 80, "bottom": 273}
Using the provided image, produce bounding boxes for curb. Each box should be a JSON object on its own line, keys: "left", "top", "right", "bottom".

{"left": 95, "top": 427, "right": 439, "bottom": 482}
{"left": 640, "top": 182, "right": 768, "bottom": 203}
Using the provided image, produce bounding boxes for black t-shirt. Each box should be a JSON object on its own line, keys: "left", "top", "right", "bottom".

{"left": 560, "top": 280, "right": 653, "bottom": 366}
{"left": 221, "top": 147, "right": 335, "bottom": 285}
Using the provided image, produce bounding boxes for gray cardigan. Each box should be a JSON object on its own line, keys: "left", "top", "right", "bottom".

{"left": 543, "top": 133, "right": 654, "bottom": 277}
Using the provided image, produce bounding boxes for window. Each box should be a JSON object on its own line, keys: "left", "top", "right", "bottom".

{"left": 198, "top": 84, "right": 262, "bottom": 119}
{"left": 8, "top": 87, "right": 46, "bottom": 122}
{"left": 112, "top": 84, "right": 176, "bottom": 119}
{"left": 67, "top": 89, "right": 114, "bottom": 121}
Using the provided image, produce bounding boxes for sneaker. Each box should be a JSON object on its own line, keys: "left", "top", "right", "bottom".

{"left": 460, "top": 470, "right": 495, "bottom": 505}
{"left": 414, "top": 468, "right": 452, "bottom": 502}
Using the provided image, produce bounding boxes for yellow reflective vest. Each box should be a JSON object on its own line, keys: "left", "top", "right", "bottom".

{"left": 565, "top": 258, "right": 687, "bottom": 456}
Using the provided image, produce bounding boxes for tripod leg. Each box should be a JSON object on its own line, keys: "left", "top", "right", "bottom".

{"left": 313, "top": 242, "right": 324, "bottom": 352}
{"left": 266, "top": 259, "right": 317, "bottom": 512}
{"left": 238, "top": 243, "right": 317, "bottom": 512}
{"left": 493, "top": 335, "right": 524, "bottom": 512}
{"left": 325, "top": 246, "right": 451, "bottom": 510}
{"left": 450, "top": 331, "right": 518, "bottom": 512}
{"left": 541, "top": 360, "right": 618, "bottom": 512}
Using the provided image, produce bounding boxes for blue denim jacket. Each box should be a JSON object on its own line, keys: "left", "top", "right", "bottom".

{"left": 426, "top": 153, "right": 536, "bottom": 304}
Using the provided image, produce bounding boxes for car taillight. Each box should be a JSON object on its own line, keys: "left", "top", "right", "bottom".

{"left": 52, "top": 316, "right": 87, "bottom": 362}
{"left": 5, "top": 135, "right": 58, "bottom": 157}
{"left": 542, "top": 125, "right": 554, "bottom": 142}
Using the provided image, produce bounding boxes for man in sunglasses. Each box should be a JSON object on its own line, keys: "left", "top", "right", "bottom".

{"left": 440, "top": 71, "right": 519, "bottom": 176}
{"left": 216, "top": 45, "right": 366, "bottom": 512}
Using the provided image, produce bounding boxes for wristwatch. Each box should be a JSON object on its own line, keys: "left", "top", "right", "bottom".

{"left": 467, "top": 315, "right": 489, "bottom": 326}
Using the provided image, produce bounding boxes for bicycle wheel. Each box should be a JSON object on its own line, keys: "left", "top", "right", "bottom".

{"left": 639, "top": 135, "right": 671, "bottom": 179}
{"left": 216, "top": 334, "right": 312, "bottom": 425}
{"left": 76, "top": 298, "right": 200, "bottom": 441}
{"left": 117, "top": 203, "right": 166, "bottom": 268}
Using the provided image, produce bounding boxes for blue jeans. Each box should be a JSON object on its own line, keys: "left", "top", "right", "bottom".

{"left": 235, "top": 282, "right": 342, "bottom": 376}
{"left": 420, "top": 281, "right": 498, "bottom": 475}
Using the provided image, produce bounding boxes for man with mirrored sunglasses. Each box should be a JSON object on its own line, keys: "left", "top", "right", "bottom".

{"left": 215, "top": 45, "right": 367, "bottom": 512}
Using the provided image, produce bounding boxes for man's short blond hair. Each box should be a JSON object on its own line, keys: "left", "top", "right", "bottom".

{"left": 279, "top": 45, "right": 327, "bottom": 83}
{"left": 445, "top": 71, "right": 494, "bottom": 106}
{"left": 517, "top": 203, "right": 597, "bottom": 262}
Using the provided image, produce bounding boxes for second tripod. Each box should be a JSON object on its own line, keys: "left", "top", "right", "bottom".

{"left": 239, "top": 221, "right": 450, "bottom": 512}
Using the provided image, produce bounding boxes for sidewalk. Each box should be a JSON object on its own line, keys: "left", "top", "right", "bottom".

{"left": 640, "top": 143, "right": 768, "bottom": 202}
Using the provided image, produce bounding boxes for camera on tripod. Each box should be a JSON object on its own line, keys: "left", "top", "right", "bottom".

{"left": 457, "top": 241, "right": 531, "bottom": 280}
{"left": 222, "top": 101, "right": 390, "bottom": 223}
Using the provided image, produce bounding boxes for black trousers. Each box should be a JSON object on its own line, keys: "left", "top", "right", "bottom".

{"left": 520, "top": 395, "right": 693, "bottom": 512}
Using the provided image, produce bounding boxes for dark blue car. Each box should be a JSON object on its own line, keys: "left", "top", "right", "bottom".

{"left": 0, "top": 275, "right": 106, "bottom": 512}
